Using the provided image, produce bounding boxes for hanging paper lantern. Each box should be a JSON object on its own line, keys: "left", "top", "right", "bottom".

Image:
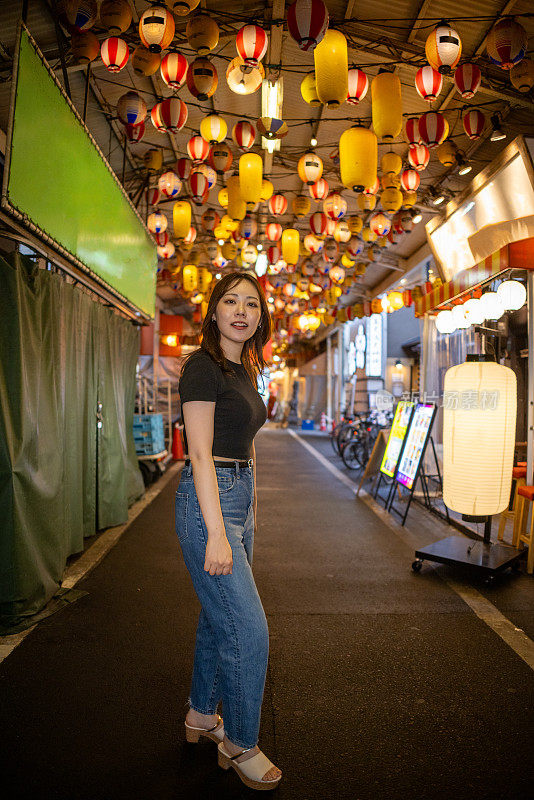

{"left": 173, "top": 201, "right": 192, "bottom": 239}
{"left": 174, "top": 158, "right": 191, "bottom": 182}
{"left": 187, "top": 135, "right": 210, "bottom": 164}
{"left": 151, "top": 98, "right": 188, "bottom": 134}
{"left": 380, "top": 188, "right": 403, "bottom": 213}
{"left": 400, "top": 169, "right": 420, "bottom": 192}
{"left": 232, "top": 120, "right": 256, "bottom": 150}
{"left": 160, "top": 50, "right": 188, "bottom": 89}
{"left": 261, "top": 180, "right": 274, "bottom": 202}
{"left": 143, "top": 149, "right": 163, "bottom": 172}
{"left": 171, "top": 0, "right": 200, "bottom": 17}
{"left": 329, "top": 266, "right": 345, "bottom": 285}
{"left": 100, "top": 37, "right": 129, "bottom": 74}
{"left": 124, "top": 121, "right": 145, "bottom": 142}
{"left": 347, "top": 216, "right": 362, "bottom": 235}
{"left": 387, "top": 291, "right": 404, "bottom": 311}
{"left": 201, "top": 207, "right": 220, "bottom": 232}
{"left": 486, "top": 18, "right": 527, "bottom": 70}
{"left": 437, "top": 140, "right": 456, "bottom": 167}
{"left": 257, "top": 117, "right": 289, "bottom": 140}
{"left": 408, "top": 143, "right": 429, "bottom": 171}
{"left": 301, "top": 72, "right": 320, "bottom": 105}
{"left": 293, "top": 196, "right": 311, "bottom": 218}
{"left": 240, "top": 215, "right": 257, "bottom": 240}
{"left": 267, "top": 245, "right": 281, "bottom": 264}
{"left": 387, "top": 228, "right": 400, "bottom": 245}
{"left": 497, "top": 280, "right": 527, "bottom": 310}
{"left": 218, "top": 187, "right": 228, "bottom": 208}
{"left": 100, "top": 0, "right": 132, "bottom": 35}
{"left": 454, "top": 63, "right": 481, "bottom": 99}
{"left": 347, "top": 68, "right": 368, "bottom": 105}
{"left": 309, "top": 178, "right": 329, "bottom": 201}
{"left": 282, "top": 229, "right": 300, "bottom": 266}
{"left": 239, "top": 152, "right": 263, "bottom": 208}
{"left": 227, "top": 175, "right": 247, "bottom": 222}
{"left": 334, "top": 220, "right": 350, "bottom": 243}
{"left": 236, "top": 24, "right": 268, "bottom": 67}
{"left": 268, "top": 194, "right": 288, "bottom": 215}
{"left": 415, "top": 66, "right": 443, "bottom": 102}
{"left": 197, "top": 163, "right": 216, "bottom": 190}
{"left": 132, "top": 45, "right": 160, "bottom": 76}
{"left": 463, "top": 108, "right": 485, "bottom": 140}
{"left": 222, "top": 241, "right": 238, "bottom": 261}
{"left": 189, "top": 171, "right": 209, "bottom": 205}
{"left": 226, "top": 57, "right": 264, "bottom": 94}
{"left": 266, "top": 223, "right": 282, "bottom": 242}
{"left": 117, "top": 91, "right": 146, "bottom": 125}
{"left": 148, "top": 210, "right": 167, "bottom": 233}
{"left": 510, "top": 59, "right": 534, "bottom": 93}
{"left": 187, "top": 57, "right": 218, "bottom": 100}
{"left": 402, "top": 191, "right": 417, "bottom": 209}
{"left": 393, "top": 211, "right": 413, "bottom": 233}
{"left": 425, "top": 23, "right": 462, "bottom": 75}
{"left": 61, "top": 0, "right": 98, "bottom": 32}
{"left": 364, "top": 177, "right": 380, "bottom": 196}
{"left": 208, "top": 143, "right": 233, "bottom": 174}
{"left": 157, "top": 241, "right": 175, "bottom": 260}
{"left": 183, "top": 226, "right": 197, "bottom": 245}
{"left": 182, "top": 264, "right": 197, "bottom": 292}
{"left": 382, "top": 173, "right": 400, "bottom": 191}
{"left": 71, "top": 31, "right": 100, "bottom": 64}
{"left": 361, "top": 227, "right": 377, "bottom": 243}
{"left": 381, "top": 151, "right": 402, "bottom": 177}
{"left": 323, "top": 239, "right": 339, "bottom": 262}
{"left": 323, "top": 192, "right": 347, "bottom": 220}
{"left": 154, "top": 231, "right": 169, "bottom": 246}
{"left": 139, "top": 4, "right": 175, "bottom": 53}
{"left": 324, "top": 217, "right": 335, "bottom": 236}
{"left": 372, "top": 71, "right": 402, "bottom": 141}
{"left": 405, "top": 117, "right": 421, "bottom": 145}
{"left": 186, "top": 14, "right": 219, "bottom": 55}
{"left": 314, "top": 29, "right": 348, "bottom": 108}
{"left": 418, "top": 111, "right": 448, "bottom": 148}
{"left": 158, "top": 171, "right": 182, "bottom": 198}
{"left": 357, "top": 193, "right": 376, "bottom": 211}
{"left": 287, "top": 0, "right": 329, "bottom": 52}
{"left": 309, "top": 211, "right": 328, "bottom": 238}
{"left": 200, "top": 114, "right": 227, "bottom": 144}
{"left": 242, "top": 244, "right": 258, "bottom": 265}
{"left": 369, "top": 212, "right": 391, "bottom": 236}
{"left": 298, "top": 153, "right": 323, "bottom": 185}
{"left": 340, "top": 126, "right": 377, "bottom": 192}
{"left": 206, "top": 240, "right": 220, "bottom": 261}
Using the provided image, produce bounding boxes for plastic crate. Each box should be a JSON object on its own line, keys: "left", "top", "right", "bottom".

{"left": 301, "top": 419, "right": 315, "bottom": 431}
{"left": 133, "top": 413, "right": 164, "bottom": 433}
{"left": 133, "top": 414, "right": 165, "bottom": 455}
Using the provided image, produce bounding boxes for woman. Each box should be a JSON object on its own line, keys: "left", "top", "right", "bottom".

{"left": 176, "top": 271, "right": 282, "bottom": 791}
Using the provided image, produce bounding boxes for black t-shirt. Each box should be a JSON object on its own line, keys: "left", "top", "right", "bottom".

{"left": 179, "top": 349, "right": 267, "bottom": 460}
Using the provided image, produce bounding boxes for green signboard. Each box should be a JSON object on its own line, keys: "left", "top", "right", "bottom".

{"left": 2, "top": 25, "right": 157, "bottom": 318}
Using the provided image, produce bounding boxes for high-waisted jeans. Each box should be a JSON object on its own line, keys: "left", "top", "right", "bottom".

{"left": 175, "top": 461, "right": 269, "bottom": 749}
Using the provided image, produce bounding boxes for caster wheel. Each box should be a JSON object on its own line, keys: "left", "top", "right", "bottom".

{"left": 412, "top": 560, "right": 423, "bottom": 573}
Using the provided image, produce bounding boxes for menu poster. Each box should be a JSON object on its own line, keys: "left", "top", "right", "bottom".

{"left": 379, "top": 401, "right": 414, "bottom": 478}
{"left": 395, "top": 403, "right": 436, "bottom": 490}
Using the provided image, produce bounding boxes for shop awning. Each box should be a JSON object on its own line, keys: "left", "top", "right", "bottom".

{"left": 415, "top": 238, "right": 534, "bottom": 316}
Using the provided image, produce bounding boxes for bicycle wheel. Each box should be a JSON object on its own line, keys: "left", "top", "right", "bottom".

{"left": 342, "top": 439, "right": 366, "bottom": 470}
{"left": 330, "top": 425, "right": 341, "bottom": 454}
{"left": 337, "top": 423, "right": 354, "bottom": 453}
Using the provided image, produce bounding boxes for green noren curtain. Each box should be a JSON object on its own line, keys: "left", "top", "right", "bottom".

{"left": 0, "top": 253, "right": 144, "bottom": 625}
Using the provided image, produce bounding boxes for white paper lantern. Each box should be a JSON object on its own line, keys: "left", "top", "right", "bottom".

{"left": 443, "top": 358, "right": 517, "bottom": 516}
{"left": 496, "top": 280, "right": 526, "bottom": 311}
{"left": 435, "top": 309, "right": 456, "bottom": 334}
{"left": 451, "top": 304, "right": 469, "bottom": 329}
{"left": 479, "top": 291, "right": 504, "bottom": 320}
{"left": 463, "top": 297, "right": 485, "bottom": 325}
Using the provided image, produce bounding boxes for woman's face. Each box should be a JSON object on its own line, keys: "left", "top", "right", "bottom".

{"left": 212, "top": 279, "right": 262, "bottom": 344}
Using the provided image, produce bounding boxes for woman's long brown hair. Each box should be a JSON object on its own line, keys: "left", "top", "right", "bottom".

{"left": 185, "top": 271, "right": 272, "bottom": 386}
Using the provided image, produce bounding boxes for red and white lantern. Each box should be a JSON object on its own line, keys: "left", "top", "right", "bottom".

{"left": 184, "top": 226, "right": 197, "bottom": 245}
{"left": 235, "top": 24, "right": 268, "bottom": 68}
{"left": 124, "top": 121, "right": 145, "bottom": 142}
{"left": 189, "top": 170, "right": 209, "bottom": 205}
{"left": 150, "top": 98, "right": 188, "bottom": 133}
{"left": 463, "top": 108, "right": 485, "bottom": 140}
{"left": 146, "top": 186, "right": 161, "bottom": 206}
{"left": 266, "top": 222, "right": 283, "bottom": 241}
{"left": 418, "top": 111, "right": 448, "bottom": 148}
{"left": 267, "top": 245, "right": 281, "bottom": 264}
{"left": 323, "top": 239, "right": 339, "bottom": 262}
{"left": 408, "top": 143, "right": 429, "bottom": 171}
{"left": 309, "top": 177, "right": 329, "bottom": 201}
{"left": 486, "top": 17, "right": 528, "bottom": 70}
{"left": 158, "top": 171, "right": 182, "bottom": 198}
{"left": 268, "top": 194, "right": 288, "bottom": 215}
{"left": 454, "top": 63, "right": 481, "bottom": 99}
{"left": 187, "top": 134, "right": 210, "bottom": 163}
{"left": 174, "top": 157, "right": 191, "bottom": 181}
{"left": 323, "top": 192, "right": 347, "bottom": 220}
{"left": 364, "top": 176, "right": 380, "bottom": 196}
{"left": 405, "top": 117, "right": 421, "bottom": 145}
{"left": 160, "top": 50, "right": 188, "bottom": 89}
{"left": 201, "top": 207, "right": 220, "bottom": 232}
{"left": 400, "top": 169, "right": 420, "bottom": 192}
{"left": 347, "top": 68, "right": 368, "bottom": 105}
{"left": 154, "top": 231, "right": 169, "bottom": 246}
{"left": 101, "top": 37, "right": 129, "bottom": 72}
{"left": 287, "top": 0, "right": 329, "bottom": 52}
{"left": 310, "top": 211, "right": 328, "bottom": 237}
{"left": 370, "top": 212, "right": 391, "bottom": 237}
{"left": 208, "top": 143, "right": 233, "bottom": 174}
{"left": 232, "top": 120, "right": 256, "bottom": 150}
{"left": 415, "top": 65, "right": 443, "bottom": 102}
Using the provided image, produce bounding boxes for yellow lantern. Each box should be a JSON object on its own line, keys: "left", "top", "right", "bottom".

{"left": 100, "top": 0, "right": 132, "bottom": 35}
{"left": 347, "top": 215, "right": 363, "bottom": 234}
{"left": 282, "top": 229, "right": 300, "bottom": 266}
{"left": 261, "top": 179, "right": 274, "bottom": 202}
{"left": 361, "top": 227, "right": 377, "bottom": 243}
{"left": 387, "top": 291, "right": 404, "bottom": 310}
{"left": 218, "top": 187, "right": 228, "bottom": 208}
{"left": 380, "top": 187, "right": 403, "bottom": 212}
{"left": 173, "top": 200, "right": 191, "bottom": 239}
{"left": 222, "top": 241, "right": 237, "bottom": 260}
{"left": 221, "top": 214, "right": 238, "bottom": 231}
{"left": 186, "top": 14, "right": 219, "bottom": 55}
{"left": 314, "top": 30, "right": 348, "bottom": 109}
{"left": 242, "top": 244, "right": 258, "bottom": 264}
{"left": 334, "top": 220, "right": 350, "bottom": 243}
{"left": 292, "top": 196, "right": 311, "bottom": 218}
{"left": 381, "top": 174, "right": 400, "bottom": 191}
{"left": 437, "top": 139, "right": 456, "bottom": 167}
{"left": 71, "top": 31, "right": 99, "bottom": 63}
{"left": 239, "top": 153, "right": 263, "bottom": 209}
{"left": 357, "top": 194, "right": 376, "bottom": 211}
{"left": 182, "top": 264, "right": 198, "bottom": 292}
{"left": 339, "top": 126, "right": 377, "bottom": 192}
{"left": 173, "top": 0, "right": 200, "bottom": 17}
{"left": 510, "top": 59, "right": 534, "bottom": 93}
{"left": 197, "top": 267, "right": 212, "bottom": 293}
{"left": 372, "top": 71, "right": 402, "bottom": 141}
{"left": 144, "top": 148, "right": 163, "bottom": 172}
{"left": 227, "top": 175, "right": 246, "bottom": 221}
{"left": 301, "top": 72, "right": 320, "bottom": 106}
{"left": 341, "top": 252, "right": 355, "bottom": 268}
{"left": 381, "top": 151, "right": 402, "bottom": 176}
{"left": 354, "top": 262, "right": 367, "bottom": 276}
{"left": 132, "top": 45, "right": 160, "bottom": 76}
{"left": 213, "top": 225, "right": 229, "bottom": 240}
{"left": 402, "top": 191, "right": 417, "bottom": 209}
{"left": 200, "top": 114, "right": 227, "bottom": 144}
{"left": 371, "top": 298, "right": 383, "bottom": 313}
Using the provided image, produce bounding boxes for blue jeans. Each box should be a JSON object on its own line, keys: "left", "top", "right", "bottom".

{"left": 175, "top": 462, "right": 269, "bottom": 749}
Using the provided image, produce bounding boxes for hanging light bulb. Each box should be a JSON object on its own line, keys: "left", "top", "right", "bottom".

{"left": 457, "top": 154, "right": 472, "bottom": 175}
{"left": 412, "top": 210, "right": 423, "bottom": 224}
{"left": 490, "top": 113, "right": 506, "bottom": 142}
{"left": 310, "top": 136, "right": 318, "bottom": 147}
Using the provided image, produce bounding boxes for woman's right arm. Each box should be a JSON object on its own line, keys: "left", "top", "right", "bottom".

{"left": 182, "top": 400, "right": 233, "bottom": 576}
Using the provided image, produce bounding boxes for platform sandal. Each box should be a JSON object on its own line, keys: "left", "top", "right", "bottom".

{"left": 217, "top": 741, "right": 282, "bottom": 791}
{"left": 184, "top": 713, "right": 224, "bottom": 744}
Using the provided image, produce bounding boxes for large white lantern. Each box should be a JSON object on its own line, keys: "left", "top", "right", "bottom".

{"left": 435, "top": 309, "right": 456, "bottom": 334}
{"left": 479, "top": 291, "right": 504, "bottom": 320}
{"left": 463, "top": 297, "right": 485, "bottom": 325}
{"left": 451, "top": 304, "right": 469, "bottom": 329}
{"left": 496, "top": 280, "right": 526, "bottom": 311}
{"left": 443, "top": 357, "right": 517, "bottom": 516}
